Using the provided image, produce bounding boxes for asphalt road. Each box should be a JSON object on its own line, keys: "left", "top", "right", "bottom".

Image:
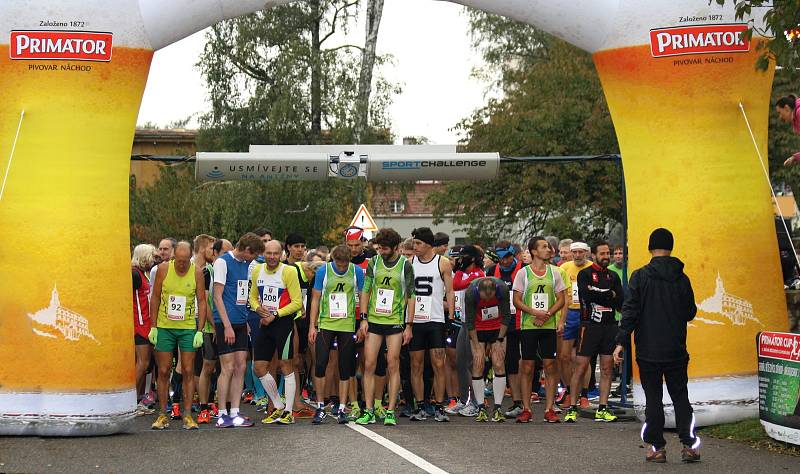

{"left": 1, "top": 404, "right": 797, "bottom": 473}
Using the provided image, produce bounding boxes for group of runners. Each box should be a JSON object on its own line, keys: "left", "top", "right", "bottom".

{"left": 131, "top": 226, "right": 628, "bottom": 430}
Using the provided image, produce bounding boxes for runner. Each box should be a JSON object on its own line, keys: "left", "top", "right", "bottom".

{"left": 132, "top": 244, "right": 156, "bottom": 415}
{"left": 557, "top": 239, "right": 573, "bottom": 266}
{"left": 433, "top": 232, "right": 450, "bottom": 257}
{"left": 355, "top": 228, "right": 415, "bottom": 426}
{"left": 308, "top": 245, "right": 365, "bottom": 424}
{"left": 409, "top": 227, "right": 454, "bottom": 422}
{"left": 150, "top": 237, "right": 176, "bottom": 291}
{"left": 557, "top": 241, "right": 592, "bottom": 408}
{"left": 512, "top": 236, "right": 567, "bottom": 423}
{"left": 250, "top": 240, "right": 304, "bottom": 425}
{"left": 283, "top": 233, "right": 316, "bottom": 419}
{"left": 564, "top": 241, "right": 623, "bottom": 423}
{"left": 212, "top": 233, "right": 265, "bottom": 428}
{"left": 447, "top": 245, "right": 485, "bottom": 416}
{"left": 485, "top": 241, "right": 526, "bottom": 418}
{"left": 148, "top": 241, "right": 207, "bottom": 430}
{"left": 464, "top": 277, "right": 513, "bottom": 422}
{"left": 196, "top": 238, "right": 233, "bottom": 424}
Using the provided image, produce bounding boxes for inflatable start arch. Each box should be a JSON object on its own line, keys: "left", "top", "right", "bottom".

{"left": 0, "top": 0, "right": 788, "bottom": 435}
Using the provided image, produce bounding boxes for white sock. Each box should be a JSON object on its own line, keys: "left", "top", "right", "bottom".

{"left": 260, "top": 373, "right": 284, "bottom": 410}
{"left": 472, "top": 378, "right": 485, "bottom": 407}
{"left": 317, "top": 401, "right": 324, "bottom": 409}
{"left": 339, "top": 403, "right": 346, "bottom": 413}
{"left": 219, "top": 409, "right": 228, "bottom": 417}
{"left": 284, "top": 372, "right": 296, "bottom": 413}
{"left": 230, "top": 407, "right": 239, "bottom": 417}
{"left": 493, "top": 375, "right": 507, "bottom": 408}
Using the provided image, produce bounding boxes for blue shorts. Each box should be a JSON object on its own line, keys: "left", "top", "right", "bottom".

{"left": 563, "top": 309, "right": 582, "bottom": 341}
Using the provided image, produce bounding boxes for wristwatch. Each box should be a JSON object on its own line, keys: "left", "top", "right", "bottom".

{"left": 270, "top": 310, "right": 279, "bottom": 318}
{"left": 360, "top": 312, "right": 368, "bottom": 321}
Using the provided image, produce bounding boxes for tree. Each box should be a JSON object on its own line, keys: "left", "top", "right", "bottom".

{"left": 714, "top": 1, "right": 800, "bottom": 77}
{"left": 354, "top": 0, "right": 385, "bottom": 143}
{"left": 427, "top": 10, "right": 621, "bottom": 244}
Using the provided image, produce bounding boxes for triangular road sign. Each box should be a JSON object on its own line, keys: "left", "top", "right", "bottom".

{"left": 350, "top": 204, "right": 378, "bottom": 232}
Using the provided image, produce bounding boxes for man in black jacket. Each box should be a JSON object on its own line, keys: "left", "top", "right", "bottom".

{"left": 613, "top": 228, "right": 700, "bottom": 463}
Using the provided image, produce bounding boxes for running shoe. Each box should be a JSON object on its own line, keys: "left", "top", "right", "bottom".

{"left": 434, "top": 407, "right": 449, "bottom": 422}
{"left": 563, "top": 407, "right": 578, "bottom": 423}
{"left": 254, "top": 397, "right": 268, "bottom": 412}
{"left": 151, "top": 413, "right": 170, "bottom": 430}
{"left": 330, "top": 404, "right": 340, "bottom": 417}
{"left": 183, "top": 415, "right": 199, "bottom": 430}
{"left": 262, "top": 408, "right": 283, "bottom": 425}
{"left": 209, "top": 402, "right": 219, "bottom": 418}
{"left": 293, "top": 406, "right": 315, "bottom": 419}
{"left": 445, "top": 399, "right": 464, "bottom": 415}
{"left": 594, "top": 408, "right": 618, "bottom": 422}
{"left": 423, "top": 402, "right": 435, "bottom": 417}
{"left": 374, "top": 405, "right": 387, "bottom": 421}
{"left": 312, "top": 408, "right": 327, "bottom": 425}
{"left": 141, "top": 391, "right": 156, "bottom": 409}
{"left": 491, "top": 410, "right": 505, "bottom": 423}
{"left": 515, "top": 409, "right": 532, "bottom": 423}
{"left": 384, "top": 410, "right": 397, "bottom": 426}
{"left": 530, "top": 393, "right": 541, "bottom": 404}
{"left": 554, "top": 389, "right": 568, "bottom": 406}
{"left": 169, "top": 403, "right": 181, "bottom": 420}
{"left": 355, "top": 410, "right": 376, "bottom": 425}
{"left": 275, "top": 411, "right": 295, "bottom": 425}
{"left": 475, "top": 407, "right": 488, "bottom": 422}
{"left": 191, "top": 403, "right": 200, "bottom": 413}
{"left": 543, "top": 409, "right": 560, "bottom": 423}
{"left": 681, "top": 446, "right": 701, "bottom": 463}
{"left": 579, "top": 396, "right": 590, "bottom": 409}
{"left": 349, "top": 403, "right": 362, "bottom": 422}
{"left": 216, "top": 414, "right": 234, "bottom": 428}
{"left": 587, "top": 388, "right": 600, "bottom": 401}
{"left": 337, "top": 411, "right": 349, "bottom": 424}
{"left": 243, "top": 392, "right": 254, "bottom": 404}
{"left": 646, "top": 446, "right": 667, "bottom": 463}
{"left": 197, "top": 409, "right": 211, "bottom": 424}
{"left": 234, "top": 414, "right": 255, "bottom": 427}
{"left": 458, "top": 403, "right": 479, "bottom": 417}
{"left": 409, "top": 408, "right": 428, "bottom": 421}
{"left": 399, "top": 404, "right": 414, "bottom": 418}
{"left": 136, "top": 403, "right": 154, "bottom": 416}
{"left": 504, "top": 405, "right": 523, "bottom": 418}
{"left": 552, "top": 405, "right": 563, "bottom": 414}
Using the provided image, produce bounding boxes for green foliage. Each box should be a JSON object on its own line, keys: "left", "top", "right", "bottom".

{"left": 701, "top": 418, "right": 800, "bottom": 456}
{"left": 428, "top": 10, "right": 621, "bottom": 244}
{"left": 714, "top": 0, "right": 800, "bottom": 77}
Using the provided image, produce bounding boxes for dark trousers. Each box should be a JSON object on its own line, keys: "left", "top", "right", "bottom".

{"left": 637, "top": 358, "right": 697, "bottom": 449}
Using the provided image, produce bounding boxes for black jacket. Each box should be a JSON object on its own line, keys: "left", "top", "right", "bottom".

{"left": 616, "top": 256, "right": 697, "bottom": 363}
{"left": 577, "top": 263, "right": 624, "bottom": 324}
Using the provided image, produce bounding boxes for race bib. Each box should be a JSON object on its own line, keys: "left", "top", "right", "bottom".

{"left": 167, "top": 295, "right": 187, "bottom": 320}
{"left": 236, "top": 280, "right": 248, "bottom": 305}
{"left": 329, "top": 292, "right": 348, "bottom": 319}
{"left": 591, "top": 305, "right": 612, "bottom": 323}
{"left": 480, "top": 306, "right": 499, "bottom": 321}
{"left": 375, "top": 288, "right": 394, "bottom": 314}
{"left": 454, "top": 290, "right": 465, "bottom": 321}
{"left": 571, "top": 282, "right": 579, "bottom": 306}
{"left": 532, "top": 293, "right": 549, "bottom": 312}
{"left": 261, "top": 285, "right": 279, "bottom": 312}
{"left": 415, "top": 295, "right": 432, "bottom": 321}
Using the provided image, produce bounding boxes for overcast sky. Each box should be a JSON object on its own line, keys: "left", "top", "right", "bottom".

{"left": 136, "top": 0, "right": 489, "bottom": 145}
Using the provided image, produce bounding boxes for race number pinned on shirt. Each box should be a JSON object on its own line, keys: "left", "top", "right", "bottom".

{"left": 236, "top": 280, "right": 248, "bottom": 305}
{"left": 480, "top": 306, "right": 499, "bottom": 321}
{"left": 454, "top": 290, "right": 465, "bottom": 321}
{"left": 532, "top": 293, "right": 549, "bottom": 312}
{"left": 262, "top": 286, "right": 279, "bottom": 312}
{"left": 415, "top": 295, "right": 432, "bottom": 321}
{"left": 376, "top": 288, "right": 394, "bottom": 314}
{"left": 571, "top": 282, "right": 579, "bottom": 306}
{"left": 167, "top": 295, "right": 187, "bottom": 320}
{"left": 329, "top": 293, "right": 348, "bottom": 319}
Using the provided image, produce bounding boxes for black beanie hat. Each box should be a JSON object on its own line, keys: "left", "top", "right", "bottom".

{"left": 285, "top": 232, "right": 306, "bottom": 249}
{"left": 648, "top": 228, "right": 674, "bottom": 251}
{"left": 411, "top": 227, "right": 435, "bottom": 247}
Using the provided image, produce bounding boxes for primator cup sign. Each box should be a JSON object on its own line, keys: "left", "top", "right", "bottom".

{"left": 0, "top": 0, "right": 788, "bottom": 436}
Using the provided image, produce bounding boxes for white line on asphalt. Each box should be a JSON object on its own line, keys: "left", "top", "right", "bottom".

{"left": 346, "top": 423, "right": 449, "bottom": 474}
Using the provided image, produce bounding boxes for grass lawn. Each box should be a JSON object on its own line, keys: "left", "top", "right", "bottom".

{"left": 700, "top": 418, "right": 800, "bottom": 457}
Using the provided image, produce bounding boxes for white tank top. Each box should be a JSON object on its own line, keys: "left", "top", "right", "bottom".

{"left": 412, "top": 254, "right": 445, "bottom": 323}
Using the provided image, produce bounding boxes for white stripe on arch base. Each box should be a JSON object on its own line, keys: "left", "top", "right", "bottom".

{"left": 347, "top": 423, "right": 449, "bottom": 474}
{"left": 0, "top": 389, "right": 137, "bottom": 416}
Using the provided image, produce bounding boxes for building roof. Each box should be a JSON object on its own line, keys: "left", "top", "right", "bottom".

{"left": 134, "top": 128, "right": 198, "bottom": 144}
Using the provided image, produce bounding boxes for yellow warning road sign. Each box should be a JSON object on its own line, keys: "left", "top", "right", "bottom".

{"left": 350, "top": 204, "right": 378, "bottom": 231}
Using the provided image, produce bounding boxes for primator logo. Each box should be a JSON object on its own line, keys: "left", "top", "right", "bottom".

{"left": 650, "top": 24, "right": 750, "bottom": 58}
{"left": 10, "top": 30, "right": 113, "bottom": 62}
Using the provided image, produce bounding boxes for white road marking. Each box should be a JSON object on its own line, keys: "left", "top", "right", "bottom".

{"left": 346, "top": 423, "right": 449, "bottom": 474}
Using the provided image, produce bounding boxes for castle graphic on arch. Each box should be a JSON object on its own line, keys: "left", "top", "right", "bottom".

{"left": 27, "top": 285, "right": 98, "bottom": 343}
{"left": 695, "top": 273, "right": 764, "bottom": 327}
